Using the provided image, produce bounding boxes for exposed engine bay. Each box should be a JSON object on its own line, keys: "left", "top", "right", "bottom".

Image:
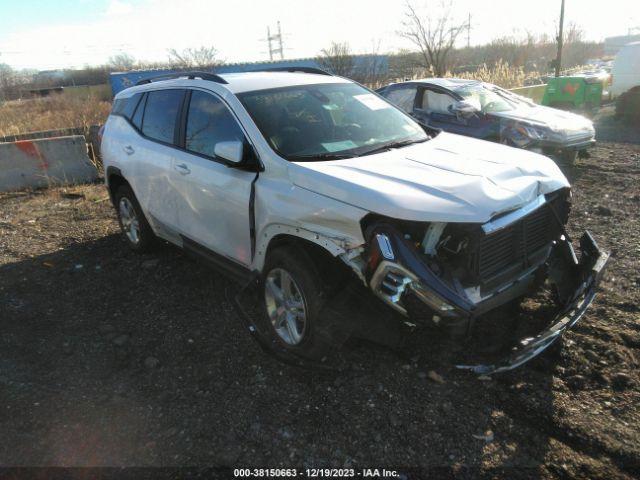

{"left": 343, "top": 188, "right": 608, "bottom": 374}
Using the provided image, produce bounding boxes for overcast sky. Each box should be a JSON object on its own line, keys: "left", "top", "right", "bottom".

{"left": 0, "top": 0, "right": 638, "bottom": 70}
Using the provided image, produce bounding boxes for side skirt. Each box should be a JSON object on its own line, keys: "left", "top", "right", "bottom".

{"left": 181, "top": 235, "right": 254, "bottom": 285}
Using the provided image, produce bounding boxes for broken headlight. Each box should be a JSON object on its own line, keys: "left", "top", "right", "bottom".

{"left": 507, "top": 123, "right": 546, "bottom": 147}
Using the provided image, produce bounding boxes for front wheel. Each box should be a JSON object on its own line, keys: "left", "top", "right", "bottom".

{"left": 261, "top": 247, "right": 332, "bottom": 360}
{"left": 558, "top": 150, "right": 578, "bottom": 166}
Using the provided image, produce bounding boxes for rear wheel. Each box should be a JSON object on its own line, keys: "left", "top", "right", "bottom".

{"left": 114, "top": 184, "right": 156, "bottom": 253}
{"left": 261, "top": 247, "right": 332, "bottom": 360}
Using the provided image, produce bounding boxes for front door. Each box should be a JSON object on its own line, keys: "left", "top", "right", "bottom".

{"left": 414, "top": 87, "right": 480, "bottom": 138}
{"left": 171, "top": 89, "right": 256, "bottom": 266}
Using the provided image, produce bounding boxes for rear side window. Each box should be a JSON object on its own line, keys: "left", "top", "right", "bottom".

{"left": 142, "top": 89, "right": 184, "bottom": 144}
{"left": 122, "top": 93, "right": 143, "bottom": 119}
{"left": 111, "top": 93, "right": 143, "bottom": 119}
{"left": 384, "top": 86, "right": 418, "bottom": 112}
{"left": 185, "top": 90, "right": 245, "bottom": 158}
{"left": 131, "top": 93, "right": 146, "bottom": 130}
{"left": 111, "top": 98, "right": 127, "bottom": 115}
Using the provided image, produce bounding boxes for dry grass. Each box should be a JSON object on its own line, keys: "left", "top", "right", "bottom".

{"left": 0, "top": 94, "right": 111, "bottom": 138}
{"left": 445, "top": 60, "right": 528, "bottom": 89}
{"left": 386, "top": 61, "right": 535, "bottom": 90}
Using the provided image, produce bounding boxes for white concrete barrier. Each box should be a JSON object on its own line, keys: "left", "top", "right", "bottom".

{"left": 0, "top": 136, "right": 99, "bottom": 192}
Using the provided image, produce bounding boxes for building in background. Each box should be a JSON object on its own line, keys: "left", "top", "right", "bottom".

{"left": 604, "top": 34, "right": 640, "bottom": 55}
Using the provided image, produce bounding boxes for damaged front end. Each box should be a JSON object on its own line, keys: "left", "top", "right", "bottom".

{"left": 358, "top": 188, "right": 608, "bottom": 374}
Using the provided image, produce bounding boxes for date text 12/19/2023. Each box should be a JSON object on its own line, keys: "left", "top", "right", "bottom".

{"left": 233, "top": 468, "right": 400, "bottom": 478}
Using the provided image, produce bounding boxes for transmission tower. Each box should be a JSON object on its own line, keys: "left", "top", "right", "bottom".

{"left": 265, "top": 21, "right": 285, "bottom": 61}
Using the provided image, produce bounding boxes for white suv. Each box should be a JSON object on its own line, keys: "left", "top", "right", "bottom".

{"left": 101, "top": 70, "right": 607, "bottom": 374}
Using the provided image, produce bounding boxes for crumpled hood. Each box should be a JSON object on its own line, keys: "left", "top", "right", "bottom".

{"left": 288, "top": 132, "right": 570, "bottom": 223}
{"left": 492, "top": 104, "right": 594, "bottom": 134}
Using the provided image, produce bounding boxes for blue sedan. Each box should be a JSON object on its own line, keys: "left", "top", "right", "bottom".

{"left": 377, "top": 78, "right": 595, "bottom": 164}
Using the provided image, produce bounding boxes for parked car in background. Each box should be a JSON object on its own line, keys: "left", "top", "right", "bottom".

{"left": 611, "top": 42, "right": 640, "bottom": 121}
{"left": 377, "top": 79, "right": 595, "bottom": 164}
{"left": 101, "top": 70, "right": 607, "bottom": 374}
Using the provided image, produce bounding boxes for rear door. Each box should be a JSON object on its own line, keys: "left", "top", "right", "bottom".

{"left": 128, "top": 88, "right": 186, "bottom": 236}
{"left": 171, "top": 89, "right": 256, "bottom": 267}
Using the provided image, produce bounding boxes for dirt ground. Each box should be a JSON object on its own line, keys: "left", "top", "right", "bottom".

{"left": 1, "top": 126, "right": 639, "bottom": 477}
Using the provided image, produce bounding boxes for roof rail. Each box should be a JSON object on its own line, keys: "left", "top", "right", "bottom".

{"left": 135, "top": 71, "right": 228, "bottom": 86}
{"left": 257, "top": 66, "right": 332, "bottom": 76}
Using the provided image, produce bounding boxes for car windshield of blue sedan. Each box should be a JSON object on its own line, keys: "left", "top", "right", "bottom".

{"left": 454, "top": 83, "right": 532, "bottom": 113}
{"left": 239, "top": 83, "right": 428, "bottom": 161}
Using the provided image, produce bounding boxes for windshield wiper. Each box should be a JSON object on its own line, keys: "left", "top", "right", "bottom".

{"left": 288, "top": 152, "right": 357, "bottom": 162}
{"left": 359, "top": 137, "right": 429, "bottom": 157}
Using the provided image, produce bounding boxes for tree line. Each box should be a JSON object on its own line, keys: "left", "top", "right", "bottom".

{"left": 0, "top": 1, "right": 604, "bottom": 100}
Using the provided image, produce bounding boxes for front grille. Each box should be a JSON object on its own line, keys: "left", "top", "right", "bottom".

{"left": 476, "top": 204, "right": 552, "bottom": 282}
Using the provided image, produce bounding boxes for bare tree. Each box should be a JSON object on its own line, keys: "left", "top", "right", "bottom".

{"left": 108, "top": 53, "right": 136, "bottom": 71}
{"left": 167, "top": 46, "right": 223, "bottom": 68}
{"left": 317, "top": 42, "right": 355, "bottom": 77}
{"left": 0, "top": 63, "right": 14, "bottom": 101}
{"left": 388, "top": 49, "right": 423, "bottom": 81}
{"left": 351, "top": 40, "right": 387, "bottom": 87}
{"left": 561, "top": 23, "right": 594, "bottom": 68}
{"left": 398, "top": 1, "right": 466, "bottom": 76}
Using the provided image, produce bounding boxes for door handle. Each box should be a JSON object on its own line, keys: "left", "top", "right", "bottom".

{"left": 123, "top": 145, "right": 135, "bottom": 155}
{"left": 174, "top": 163, "right": 191, "bottom": 175}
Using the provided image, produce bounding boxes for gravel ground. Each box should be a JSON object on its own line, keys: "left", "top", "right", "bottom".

{"left": 0, "top": 137, "right": 639, "bottom": 478}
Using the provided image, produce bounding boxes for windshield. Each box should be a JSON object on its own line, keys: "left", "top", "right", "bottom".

{"left": 454, "top": 83, "right": 533, "bottom": 113}
{"left": 238, "top": 83, "right": 428, "bottom": 161}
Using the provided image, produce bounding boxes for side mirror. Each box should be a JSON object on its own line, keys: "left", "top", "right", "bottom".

{"left": 448, "top": 100, "right": 479, "bottom": 118}
{"left": 214, "top": 140, "right": 243, "bottom": 165}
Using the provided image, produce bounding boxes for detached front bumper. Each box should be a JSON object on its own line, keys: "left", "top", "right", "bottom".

{"left": 368, "top": 227, "right": 609, "bottom": 374}
{"left": 500, "top": 122, "right": 596, "bottom": 154}
{"left": 529, "top": 138, "right": 596, "bottom": 155}
{"left": 457, "top": 232, "right": 608, "bottom": 374}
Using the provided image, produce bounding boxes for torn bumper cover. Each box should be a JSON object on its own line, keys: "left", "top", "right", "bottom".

{"left": 367, "top": 227, "right": 609, "bottom": 375}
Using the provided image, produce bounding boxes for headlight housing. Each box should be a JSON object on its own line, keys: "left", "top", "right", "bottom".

{"left": 507, "top": 123, "right": 546, "bottom": 147}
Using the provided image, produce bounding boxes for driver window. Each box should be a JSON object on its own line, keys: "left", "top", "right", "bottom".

{"left": 185, "top": 90, "right": 245, "bottom": 158}
{"left": 421, "top": 90, "right": 456, "bottom": 114}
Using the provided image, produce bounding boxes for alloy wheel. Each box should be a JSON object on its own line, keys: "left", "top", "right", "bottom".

{"left": 118, "top": 197, "right": 140, "bottom": 245}
{"left": 264, "top": 268, "right": 308, "bottom": 345}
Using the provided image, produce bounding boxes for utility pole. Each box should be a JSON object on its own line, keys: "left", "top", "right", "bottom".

{"left": 555, "top": 0, "right": 565, "bottom": 77}
{"left": 467, "top": 13, "right": 471, "bottom": 48}
{"left": 264, "top": 21, "right": 285, "bottom": 61}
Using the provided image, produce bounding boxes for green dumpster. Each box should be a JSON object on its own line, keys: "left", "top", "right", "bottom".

{"left": 541, "top": 74, "right": 605, "bottom": 113}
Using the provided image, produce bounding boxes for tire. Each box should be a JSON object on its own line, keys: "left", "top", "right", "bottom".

{"left": 261, "top": 246, "right": 332, "bottom": 360}
{"left": 558, "top": 150, "right": 578, "bottom": 166}
{"left": 114, "top": 184, "right": 156, "bottom": 253}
